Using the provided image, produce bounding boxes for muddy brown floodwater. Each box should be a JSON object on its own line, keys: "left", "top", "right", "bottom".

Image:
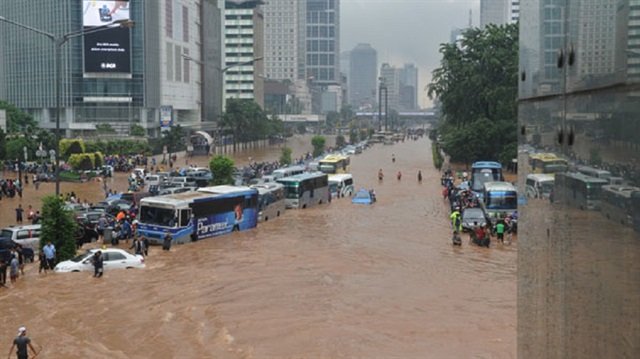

{"left": 0, "top": 135, "right": 516, "bottom": 358}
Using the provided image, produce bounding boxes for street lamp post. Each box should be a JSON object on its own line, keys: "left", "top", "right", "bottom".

{"left": 0, "top": 16, "right": 134, "bottom": 196}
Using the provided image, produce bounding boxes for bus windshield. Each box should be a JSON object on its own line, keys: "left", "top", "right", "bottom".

{"left": 139, "top": 205, "right": 175, "bottom": 226}
{"left": 485, "top": 192, "right": 517, "bottom": 209}
{"left": 585, "top": 184, "right": 602, "bottom": 199}
{"left": 472, "top": 169, "right": 500, "bottom": 192}
{"left": 283, "top": 184, "right": 301, "bottom": 199}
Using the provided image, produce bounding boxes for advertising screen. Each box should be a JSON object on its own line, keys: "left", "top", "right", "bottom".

{"left": 83, "top": 0, "right": 131, "bottom": 73}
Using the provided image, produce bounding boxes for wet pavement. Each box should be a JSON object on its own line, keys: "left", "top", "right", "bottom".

{"left": 0, "top": 134, "right": 516, "bottom": 358}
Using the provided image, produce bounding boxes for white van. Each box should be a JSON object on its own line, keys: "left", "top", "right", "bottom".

{"left": 525, "top": 173, "right": 555, "bottom": 199}
{"left": 328, "top": 173, "right": 355, "bottom": 198}
{"left": 0, "top": 224, "right": 42, "bottom": 251}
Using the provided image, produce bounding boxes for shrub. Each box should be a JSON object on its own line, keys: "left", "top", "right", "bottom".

{"left": 59, "top": 138, "right": 86, "bottom": 159}
{"left": 209, "top": 155, "right": 235, "bottom": 185}
{"left": 94, "top": 152, "right": 104, "bottom": 168}
{"left": 68, "top": 153, "right": 95, "bottom": 171}
{"left": 280, "top": 147, "right": 292, "bottom": 166}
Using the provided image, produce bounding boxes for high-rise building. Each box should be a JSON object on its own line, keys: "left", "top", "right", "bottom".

{"left": 480, "top": 0, "right": 519, "bottom": 27}
{"left": 262, "top": 0, "right": 305, "bottom": 82}
{"left": 348, "top": 44, "right": 377, "bottom": 110}
{"left": 224, "top": 0, "right": 264, "bottom": 107}
{"left": 305, "top": 0, "right": 340, "bottom": 85}
{"left": 379, "top": 63, "right": 400, "bottom": 113}
{"left": 0, "top": 0, "right": 224, "bottom": 136}
{"left": 399, "top": 63, "right": 418, "bottom": 111}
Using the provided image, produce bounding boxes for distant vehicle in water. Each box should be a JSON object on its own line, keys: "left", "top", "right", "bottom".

{"left": 481, "top": 181, "right": 517, "bottom": 224}
{"left": 525, "top": 173, "right": 555, "bottom": 199}
{"left": 529, "top": 153, "right": 568, "bottom": 174}
{"left": 137, "top": 186, "right": 258, "bottom": 244}
{"left": 351, "top": 188, "right": 375, "bottom": 205}
{"left": 600, "top": 185, "right": 640, "bottom": 227}
{"left": 319, "top": 154, "right": 350, "bottom": 174}
{"left": 271, "top": 165, "right": 306, "bottom": 180}
{"left": 251, "top": 182, "right": 286, "bottom": 222}
{"left": 471, "top": 161, "right": 503, "bottom": 200}
{"left": 328, "top": 173, "right": 354, "bottom": 198}
{"left": 553, "top": 172, "right": 609, "bottom": 210}
{"left": 277, "top": 172, "right": 329, "bottom": 209}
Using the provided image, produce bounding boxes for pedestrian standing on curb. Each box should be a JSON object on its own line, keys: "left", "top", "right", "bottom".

{"left": 7, "top": 326, "right": 38, "bottom": 359}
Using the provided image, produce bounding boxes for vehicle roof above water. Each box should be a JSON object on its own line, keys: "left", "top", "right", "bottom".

{"left": 272, "top": 165, "right": 306, "bottom": 174}
{"left": 526, "top": 173, "right": 555, "bottom": 182}
{"left": 198, "top": 185, "right": 255, "bottom": 194}
{"left": 250, "top": 182, "right": 284, "bottom": 192}
{"left": 1, "top": 224, "right": 41, "bottom": 232}
{"left": 328, "top": 173, "right": 353, "bottom": 182}
{"left": 276, "top": 172, "right": 327, "bottom": 183}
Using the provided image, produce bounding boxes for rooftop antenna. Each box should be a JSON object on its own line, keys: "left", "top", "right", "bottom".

{"left": 468, "top": 9, "right": 472, "bottom": 28}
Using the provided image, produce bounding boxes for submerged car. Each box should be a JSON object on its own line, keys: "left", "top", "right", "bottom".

{"left": 351, "top": 188, "right": 375, "bottom": 205}
{"left": 461, "top": 207, "right": 488, "bottom": 232}
{"left": 54, "top": 248, "right": 145, "bottom": 273}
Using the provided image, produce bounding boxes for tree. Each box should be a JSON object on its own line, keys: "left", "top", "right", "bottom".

{"left": 59, "top": 138, "right": 86, "bottom": 159}
{"left": 349, "top": 127, "right": 359, "bottom": 144}
{"left": 0, "top": 100, "right": 37, "bottom": 134}
{"left": 340, "top": 105, "right": 354, "bottom": 123}
{"left": 427, "top": 23, "right": 518, "bottom": 164}
{"left": 311, "top": 135, "right": 326, "bottom": 157}
{"left": 130, "top": 124, "right": 146, "bottom": 137}
{"left": 162, "top": 125, "right": 186, "bottom": 156}
{"left": 5, "top": 137, "right": 32, "bottom": 162}
{"left": 335, "top": 135, "right": 346, "bottom": 147}
{"left": 296, "top": 123, "right": 307, "bottom": 134}
{"left": 209, "top": 155, "right": 235, "bottom": 185}
{"left": 280, "top": 147, "right": 292, "bottom": 166}
{"left": 220, "top": 99, "right": 273, "bottom": 151}
{"left": 40, "top": 195, "right": 78, "bottom": 262}
{"left": 325, "top": 111, "right": 340, "bottom": 130}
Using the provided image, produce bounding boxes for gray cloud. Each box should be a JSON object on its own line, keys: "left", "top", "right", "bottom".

{"left": 341, "top": 0, "right": 480, "bottom": 107}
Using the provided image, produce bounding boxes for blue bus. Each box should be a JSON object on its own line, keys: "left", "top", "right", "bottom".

{"left": 471, "top": 161, "right": 504, "bottom": 199}
{"left": 137, "top": 186, "right": 258, "bottom": 244}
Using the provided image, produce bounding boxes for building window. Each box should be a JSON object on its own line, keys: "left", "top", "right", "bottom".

{"left": 166, "top": 0, "right": 173, "bottom": 38}
{"left": 183, "top": 48, "right": 190, "bottom": 83}
{"left": 183, "top": 6, "right": 189, "bottom": 42}
{"left": 175, "top": 45, "right": 182, "bottom": 82}
{"left": 166, "top": 42, "right": 173, "bottom": 81}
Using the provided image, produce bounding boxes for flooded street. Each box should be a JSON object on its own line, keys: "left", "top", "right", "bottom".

{"left": 1, "top": 135, "right": 516, "bottom": 358}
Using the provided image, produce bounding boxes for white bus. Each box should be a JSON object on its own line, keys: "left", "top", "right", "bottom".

{"left": 328, "top": 173, "right": 354, "bottom": 198}
{"left": 277, "top": 172, "right": 329, "bottom": 209}
{"left": 271, "top": 165, "right": 306, "bottom": 180}
{"left": 525, "top": 173, "right": 555, "bottom": 199}
{"left": 482, "top": 181, "right": 518, "bottom": 224}
{"left": 251, "top": 182, "right": 286, "bottom": 222}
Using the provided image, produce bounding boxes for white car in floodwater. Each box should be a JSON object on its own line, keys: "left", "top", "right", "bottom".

{"left": 54, "top": 248, "right": 145, "bottom": 273}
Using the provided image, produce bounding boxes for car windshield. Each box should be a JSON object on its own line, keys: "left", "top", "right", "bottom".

{"left": 70, "top": 251, "right": 92, "bottom": 262}
{"left": 355, "top": 191, "right": 370, "bottom": 199}
{"left": 1, "top": 229, "right": 13, "bottom": 238}
{"left": 463, "top": 210, "right": 485, "bottom": 221}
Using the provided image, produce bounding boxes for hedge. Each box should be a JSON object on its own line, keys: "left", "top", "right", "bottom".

{"left": 59, "top": 138, "right": 86, "bottom": 159}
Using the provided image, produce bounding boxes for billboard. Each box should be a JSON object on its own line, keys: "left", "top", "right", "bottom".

{"left": 159, "top": 106, "right": 173, "bottom": 130}
{"left": 83, "top": 0, "right": 131, "bottom": 73}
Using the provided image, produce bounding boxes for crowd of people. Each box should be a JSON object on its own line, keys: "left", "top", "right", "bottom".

{"left": 442, "top": 169, "right": 516, "bottom": 248}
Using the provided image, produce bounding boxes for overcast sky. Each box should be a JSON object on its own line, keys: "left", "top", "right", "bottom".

{"left": 341, "top": 0, "right": 480, "bottom": 108}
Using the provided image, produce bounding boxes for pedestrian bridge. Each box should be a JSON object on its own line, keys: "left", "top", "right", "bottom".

{"left": 355, "top": 111, "right": 438, "bottom": 122}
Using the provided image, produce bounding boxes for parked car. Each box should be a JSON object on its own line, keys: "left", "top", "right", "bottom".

{"left": 169, "top": 176, "right": 197, "bottom": 188}
{"left": 0, "top": 224, "right": 41, "bottom": 251}
{"left": 76, "top": 212, "right": 116, "bottom": 227}
{"left": 461, "top": 207, "right": 489, "bottom": 232}
{"left": 54, "top": 248, "right": 145, "bottom": 273}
